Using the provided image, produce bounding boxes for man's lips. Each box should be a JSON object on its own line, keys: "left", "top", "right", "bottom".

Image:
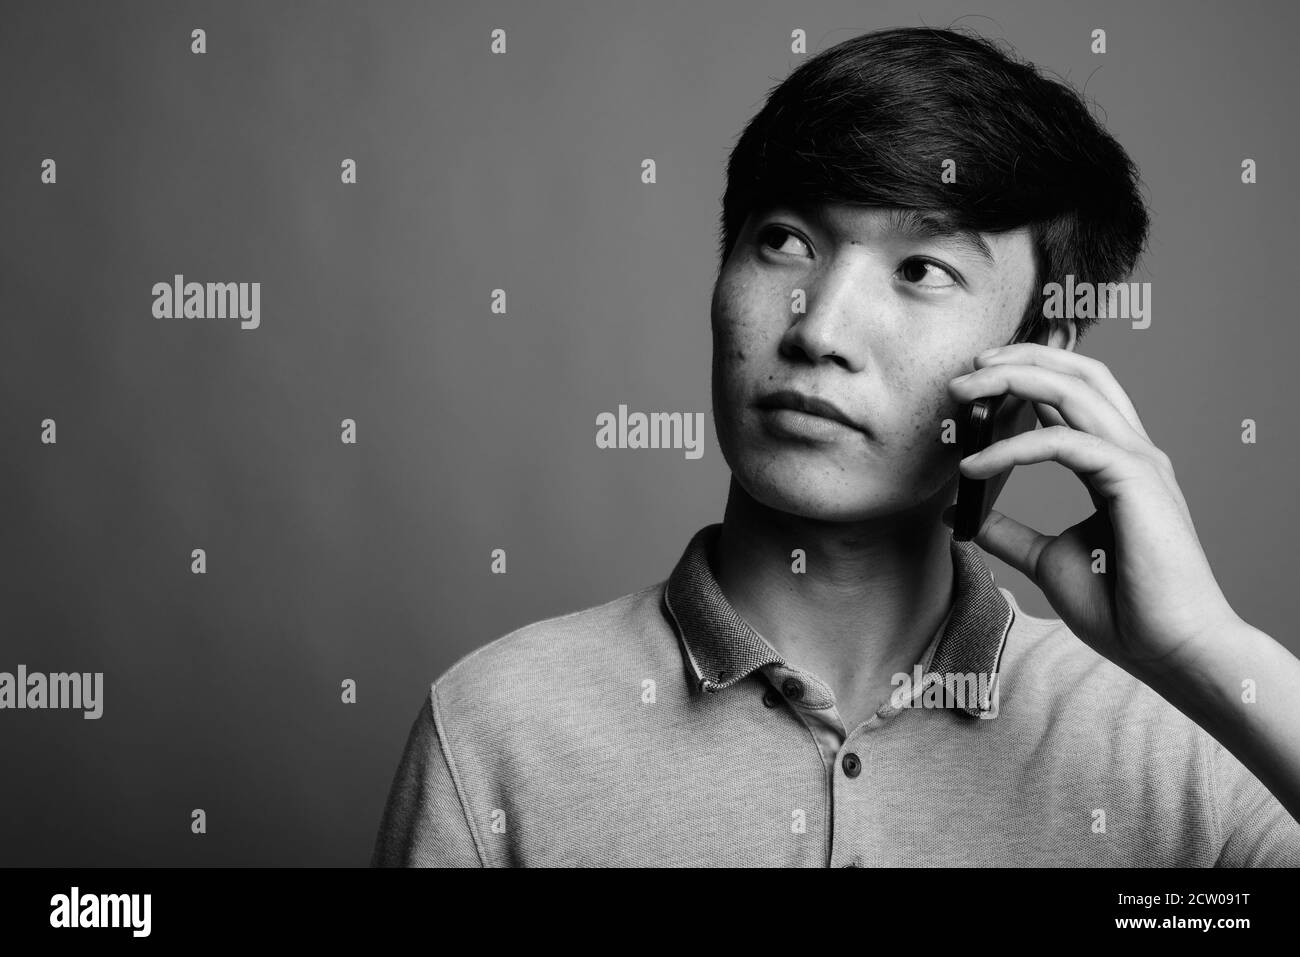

{"left": 754, "top": 389, "right": 865, "bottom": 433}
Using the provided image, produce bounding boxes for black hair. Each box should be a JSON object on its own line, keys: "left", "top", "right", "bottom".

{"left": 717, "top": 26, "right": 1150, "bottom": 342}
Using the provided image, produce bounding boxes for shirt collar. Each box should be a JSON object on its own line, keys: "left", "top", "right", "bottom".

{"left": 661, "top": 523, "right": 1013, "bottom": 717}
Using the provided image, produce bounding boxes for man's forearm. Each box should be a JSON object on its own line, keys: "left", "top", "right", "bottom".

{"left": 1135, "top": 616, "right": 1300, "bottom": 823}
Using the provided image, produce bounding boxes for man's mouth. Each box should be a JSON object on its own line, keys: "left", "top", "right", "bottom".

{"left": 754, "top": 389, "right": 867, "bottom": 441}
{"left": 755, "top": 389, "right": 863, "bottom": 431}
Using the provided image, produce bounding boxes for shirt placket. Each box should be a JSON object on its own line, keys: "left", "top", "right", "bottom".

{"left": 761, "top": 663, "right": 863, "bottom": 866}
{"left": 761, "top": 659, "right": 931, "bottom": 868}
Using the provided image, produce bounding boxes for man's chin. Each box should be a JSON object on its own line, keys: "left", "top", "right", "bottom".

{"left": 735, "top": 467, "right": 901, "bottom": 524}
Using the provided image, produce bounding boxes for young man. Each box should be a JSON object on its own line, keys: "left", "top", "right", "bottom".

{"left": 373, "top": 27, "right": 1300, "bottom": 866}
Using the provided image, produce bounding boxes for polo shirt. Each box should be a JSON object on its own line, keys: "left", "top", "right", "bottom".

{"left": 371, "top": 522, "right": 1300, "bottom": 867}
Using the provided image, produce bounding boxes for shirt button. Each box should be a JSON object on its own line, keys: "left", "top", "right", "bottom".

{"left": 842, "top": 752, "right": 861, "bottom": 777}
{"left": 781, "top": 677, "right": 805, "bottom": 701}
{"left": 762, "top": 688, "right": 781, "bottom": 708}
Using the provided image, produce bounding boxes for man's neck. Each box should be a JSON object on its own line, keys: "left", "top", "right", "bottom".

{"left": 711, "top": 478, "right": 957, "bottom": 723}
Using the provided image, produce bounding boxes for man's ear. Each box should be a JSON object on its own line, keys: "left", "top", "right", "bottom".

{"left": 1042, "top": 319, "right": 1077, "bottom": 352}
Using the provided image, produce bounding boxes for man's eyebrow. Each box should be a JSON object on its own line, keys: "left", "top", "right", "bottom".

{"left": 882, "top": 208, "right": 996, "bottom": 266}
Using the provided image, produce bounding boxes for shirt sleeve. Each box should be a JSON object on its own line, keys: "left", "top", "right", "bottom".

{"left": 371, "top": 688, "right": 484, "bottom": 867}
{"left": 1212, "top": 736, "right": 1300, "bottom": 867}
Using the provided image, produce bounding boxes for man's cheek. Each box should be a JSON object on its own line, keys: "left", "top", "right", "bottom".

{"left": 714, "top": 329, "right": 776, "bottom": 401}
{"left": 904, "top": 387, "right": 963, "bottom": 459}
{"left": 721, "top": 320, "right": 768, "bottom": 362}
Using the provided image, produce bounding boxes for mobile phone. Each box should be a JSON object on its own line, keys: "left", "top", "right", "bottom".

{"left": 951, "top": 329, "right": 1040, "bottom": 541}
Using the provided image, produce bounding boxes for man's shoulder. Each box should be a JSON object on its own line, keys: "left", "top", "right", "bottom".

{"left": 430, "top": 579, "right": 677, "bottom": 715}
{"left": 1000, "top": 586, "right": 1132, "bottom": 683}
{"left": 996, "top": 586, "right": 1212, "bottom": 746}
{"left": 999, "top": 587, "right": 1113, "bottom": 678}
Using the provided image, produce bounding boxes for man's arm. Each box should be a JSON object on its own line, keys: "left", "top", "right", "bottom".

{"left": 947, "top": 342, "right": 1300, "bottom": 825}
{"left": 371, "top": 688, "right": 485, "bottom": 867}
{"left": 1209, "top": 720, "right": 1300, "bottom": 867}
{"left": 1149, "top": 616, "right": 1300, "bottom": 830}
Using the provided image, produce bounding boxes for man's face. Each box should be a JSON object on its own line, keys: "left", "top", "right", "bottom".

{"left": 711, "top": 201, "right": 1043, "bottom": 522}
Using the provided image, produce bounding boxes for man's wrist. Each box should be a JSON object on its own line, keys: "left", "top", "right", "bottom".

{"left": 1133, "top": 611, "right": 1268, "bottom": 737}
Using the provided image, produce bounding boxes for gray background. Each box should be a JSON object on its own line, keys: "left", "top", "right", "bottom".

{"left": 1, "top": 0, "right": 1295, "bottom": 866}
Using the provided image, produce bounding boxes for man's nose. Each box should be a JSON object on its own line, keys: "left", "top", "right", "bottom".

{"left": 778, "top": 264, "right": 879, "bottom": 371}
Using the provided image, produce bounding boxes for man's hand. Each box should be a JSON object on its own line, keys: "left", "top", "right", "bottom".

{"left": 946, "top": 341, "right": 1300, "bottom": 823}
{"left": 945, "top": 341, "right": 1238, "bottom": 678}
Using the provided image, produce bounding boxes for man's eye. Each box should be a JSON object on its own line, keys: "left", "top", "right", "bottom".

{"left": 897, "top": 257, "right": 958, "bottom": 288}
{"left": 758, "top": 225, "right": 811, "bottom": 257}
